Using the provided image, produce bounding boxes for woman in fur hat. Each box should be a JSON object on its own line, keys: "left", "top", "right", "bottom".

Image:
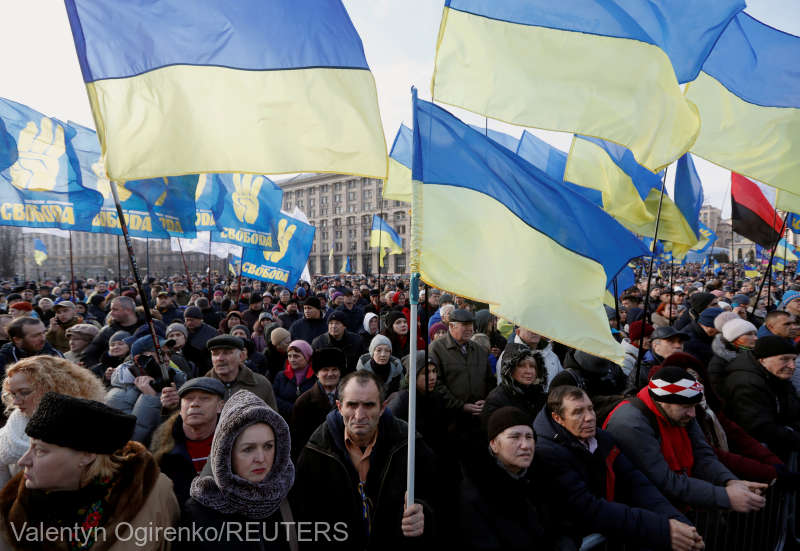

{"left": 181, "top": 390, "right": 296, "bottom": 550}
{"left": 480, "top": 346, "right": 547, "bottom": 432}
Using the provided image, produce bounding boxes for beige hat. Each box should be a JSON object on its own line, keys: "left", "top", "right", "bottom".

{"left": 270, "top": 327, "right": 290, "bottom": 347}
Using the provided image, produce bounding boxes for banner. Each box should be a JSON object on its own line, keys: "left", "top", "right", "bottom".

{"left": 240, "top": 210, "right": 315, "bottom": 288}
{"left": 194, "top": 174, "right": 223, "bottom": 232}
{"left": 210, "top": 173, "right": 282, "bottom": 251}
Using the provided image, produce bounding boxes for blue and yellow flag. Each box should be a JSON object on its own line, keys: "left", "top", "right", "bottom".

{"left": 228, "top": 251, "right": 242, "bottom": 276}
{"left": 370, "top": 215, "right": 403, "bottom": 268}
{"left": 240, "top": 211, "right": 315, "bottom": 288}
{"left": 193, "top": 174, "right": 225, "bottom": 232}
{"left": 209, "top": 174, "right": 282, "bottom": 252}
{"left": 67, "top": 122, "right": 198, "bottom": 238}
{"left": 340, "top": 256, "right": 352, "bottom": 274}
{"left": 383, "top": 125, "right": 413, "bottom": 204}
{"left": 64, "top": 0, "right": 386, "bottom": 181}
{"left": 432, "top": 1, "right": 743, "bottom": 171}
{"left": 686, "top": 13, "right": 800, "bottom": 194}
{"left": 33, "top": 239, "right": 47, "bottom": 266}
{"left": 411, "top": 95, "right": 649, "bottom": 363}
{"left": 692, "top": 222, "right": 718, "bottom": 254}
{"left": 744, "top": 264, "right": 761, "bottom": 278}
{"left": 0, "top": 98, "right": 104, "bottom": 231}
{"left": 673, "top": 153, "right": 704, "bottom": 241}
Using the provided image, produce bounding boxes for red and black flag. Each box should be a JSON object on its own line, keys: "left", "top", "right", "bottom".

{"left": 731, "top": 173, "right": 782, "bottom": 248}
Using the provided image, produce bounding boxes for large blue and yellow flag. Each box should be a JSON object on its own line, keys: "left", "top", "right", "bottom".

{"left": 383, "top": 125, "right": 413, "bottom": 204}
{"left": 370, "top": 215, "right": 403, "bottom": 268}
{"left": 209, "top": 174, "right": 282, "bottom": 252}
{"left": 432, "top": 0, "right": 743, "bottom": 171}
{"left": 64, "top": 0, "right": 386, "bottom": 181}
{"left": 411, "top": 95, "right": 649, "bottom": 363}
{"left": 673, "top": 153, "right": 704, "bottom": 241}
{"left": 0, "top": 98, "right": 104, "bottom": 231}
{"left": 240, "top": 211, "right": 315, "bottom": 288}
{"left": 67, "top": 122, "right": 198, "bottom": 238}
{"left": 33, "top": 239, "right": 48, "bottom": 266}
{"left": 686, "top": 13, "right": 800, "bottom": 194}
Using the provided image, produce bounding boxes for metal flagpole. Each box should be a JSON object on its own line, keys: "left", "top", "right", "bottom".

{"left": 116, "top": 235, "right": 122, "bottom": 284}
{"left": 752, "top": 214, "right": 788, "bottom": 322}
{"left": 68, "top": 231, "right": 76, "bottom": 300}
{"left": 668, "top": 262, "right": 675, "bottom": 324}
{"left": 110, "top": 181, "right": 170, "bottom": 380}
{"left": 207, "top": 238, "right": 212, "bottom": 298}
{"left": 783, "top": 230, "right": 789, "bottom": 297}
{"left": 236, "top": 246, "right": 244, "bottom": 307}
{"left": 20, "top": 237, "right": 26, "bottom": 282}
{"left": 377, "top": 216, "right": 383, "bottom": 331}
{"left": 407, "top": 86, "right": 420, "bottom": 507}
{"left": 146, "top": 237, "right": 150, "bottom": 280}
{"left": 612, "top": 276, "right": 621, "bottom": 330}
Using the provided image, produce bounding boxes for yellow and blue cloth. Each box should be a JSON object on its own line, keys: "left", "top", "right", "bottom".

{"left": 370, "top": 215, "right": 403, "bottom": 268}
{"left": 33, "top": 239, "right": 48, "bottom": 266}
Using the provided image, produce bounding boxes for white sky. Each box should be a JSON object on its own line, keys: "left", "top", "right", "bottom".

{"left": 1, "top": 0, "right": 797, "bottom": 218}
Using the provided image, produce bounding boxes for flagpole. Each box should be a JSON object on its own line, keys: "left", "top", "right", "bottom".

{"left": 146, "top": 237, "right": 150, "bottom": 280}
{"left": 783, "top": 230, "right": 789, "bottom": 297}
{"left": 207, "top": 238, "right": 212, "bottom": 298}
{"left": 176, "top": 238, "right": 193, "bottom": 292}
{"left": 668, "top": 262, "right": 675, "bottom": 324}
{"left": 612, "top": 275, "right": 621, "bottom": 330}
{"left": 752, "top": 214, "right": 788, "bottom": 322}
{"left": 116, "top": 235, "right": 122, "bottom": 284}
{"left": 635, "top": 168, "right": 670, "bottom": 390}
{"left": 110, "top": 181, "right": 170, "bottom": 381}
{"left": 20, "top": 237, "right": 26, "bottom": 282}
{"left": 377, "top": 216, "right": 383, "bottom": 331}
{"left": 236, "top": 246, "right": 244, "bottom": 307}
{"left": 68, "top": 231, "right": 76, "bottom": 300}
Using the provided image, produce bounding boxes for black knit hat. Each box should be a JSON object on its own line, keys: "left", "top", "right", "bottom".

{"left": 26, "top": 393, "right": 135, "bottom": 454}
{"left": 754, "top": 336, "right": 797, "bottom": 359}
{"left": 312, "top": 347, "right": 346, "bottom": 371}
{"left": 327, "top": 310, "right": 348, "bottom": 324}
{"left": 648, "top": 366, "right": 703, "bottom": 405}
{"left": 487, "top": 406, "right": 534, "bottom": 442}
{"left": 303, "top": 297, "right": 322, "bottom": 310}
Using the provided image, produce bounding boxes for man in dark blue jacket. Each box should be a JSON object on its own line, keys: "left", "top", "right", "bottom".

{"left": 534, "top": 385, "right": 702, "bottom": 551}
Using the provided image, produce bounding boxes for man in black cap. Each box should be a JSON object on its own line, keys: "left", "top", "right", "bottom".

{"left": 151, "top": 377, "right": 226, "bottom": 506}
{"left": 241, "top": 292, "right": 264, "bottom": 332}
{"left": 312, "top": 309, "right": 364, "bottom": 374}
{"left": 204, "top": 335, "right": 277, "bottom": 408}
{"left": 606, "top": 365, "right": 767, "bottom": 512}
{"left": 155, "top": 291, "right": 183, "bottom": 324}
{"left": 627, "top": 326, "right": 690, "bottom": 392}
{"left": 289, "top": 296, "right": 328, "bottom": 344}
{"left": 182, "top": 305, "right": 217, "bottom": 375}
{"left": 83, "top": 296, "right": 145, "bottom": 366}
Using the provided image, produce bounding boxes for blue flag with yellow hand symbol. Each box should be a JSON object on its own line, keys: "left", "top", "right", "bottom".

{"left": 210, "top": 173, "right": 282, "bottom": 252}
{"left": 0, "top": 98, "right": 103, "bottom": 231}
{"left": 194, "top": 174, "right": 225, "bottom": 232}
{"left": 241, "top": 210, "right": 315, "bottom": 288}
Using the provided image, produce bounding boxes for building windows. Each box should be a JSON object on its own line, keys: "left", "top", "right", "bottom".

{"left": 320, "top": 196, "right": 328, "bottom": 205}
{"left": 335, "top": 206, "right": 343, "bottom": 214}
{"left": 363, "top": 240, "right": 370, "bottom": 250}
{"left": 346, "top": 204, "right": 357, "bottom": 213}
{"left": 348, "top": 180, "right": 357, "bottom": 189}
{"left": 334, "top": 194, "right": 342, "bottom": 203}
{"left": 362, "top": 202, "right": 372, "bottom": 211}
{"left": 363, "top": 228, "right": 370, "bottom": 238}
{"left": 309, "top": 198, "right": 315, "bottom": 207}
{"left": 347, "top": 191, "right": 356, "bottom": 201}
{"left": 335, "top": 242, "right": 343, "bottom": 252}
{"left": 320, "top": 208, "right": 328, "bottom": 216}
{"left": 308, "top": 209, "right": 315, "bottom": 217}
{"left": 350, "top": 241, "right": 357, "bottom": 251}
{"left": 346, "top": 216, "right": 355, "bottom": 226}
{"left": 335, "top": 183, "right": 342, "bottom": 191}
{"left": 363, "top": 190, "right": 372, "bottom": 200}
{"left": 348, "top": 229, "right": 356, "bottom": 239}
{"left": 397, "top": 225, "right": 406, "bottom": 234}
{"left": 333, "top": 218, "right": 341, "bottom": 227}
{"left": 395, "top": 255, "right": 406, "bottom": 273}
{"left": 296, "top": 199, "right": 303, "bottom": 208}
{"left": 335, "top": 230, "right": 342, "bottom": 239}
{"left": 321, "top": 230, "right": 329, "bottom": 240}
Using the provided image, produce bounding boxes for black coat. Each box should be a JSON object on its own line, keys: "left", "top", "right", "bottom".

{"left": 180, "top": 498, "right": 291, "bottom": 550}
{"left": 150, "top": 413, "right": 199, "bottom": 508}
{"left": 533, "top": 409, "right": 686, "bottom": 550}
{"left": 311, "top": 331, "right": 364, "bottom": 374}
{"left": 272, "top": 368, "right": 317, "bottom": 419}
{"left": 330, "top": 304, "right": 365, "bottom": 334}
{"left": 290, "top": 409, "right": 436, "bottom": 550}
{"left": 82, "top": 314, "right": 146, "bottom": 366}
{"left": 387, "top": 388, "right": 451, "bottom": 459}
{"left": 481, "top": 382, "right": 546, "bottom": 432}
{"left": 683, "top": 320, "right": 714, "bottom": 367}
{"left": 0, "top": 342, "right": 63, "bottom": 379}
{"left": 288, "top": 317, "right": 327, "bottom": 345}
{"left": 290, "top": 382, "right": 334, "bottom": 460}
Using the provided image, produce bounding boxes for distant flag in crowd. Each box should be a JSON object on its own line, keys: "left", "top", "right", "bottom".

{"left": 691, "top": 222, "right": 718, "bottom": 254}
{"left": 686, "top": 13, "right": 800, "bottom": 194}
{"left": 209, "top": 173, "right": 282, "bottom": 252}
{"left": 713, "top": 260, "right": 723, "bottom": 275}
{"left": 33, "top": 239, "right": 48, "bottom": 265}
{"left": 340, "top": 256, "right": 352, "bottom": 274}
{"left": 731, "top": 173, "right": 783, "bottom": 248}
{"left": 432, "top": 0, "right": 744, "bottom": 171}
{"left": 410, "top": 93, "right": 649, "bottom": 364}
{"left": 64, "top": 0, "right": 387, "bottom": 181}
{"left": 744, "top": 264, "right": 760, "bottom": 278}
{"left": 370, "top": 215, "right": 403, "bottom": 268}
{"left": 383, "top": 124, "right": 413, "bottom": 203}
{"left": 228, "top": 251, "right": 242, "bottom": 276}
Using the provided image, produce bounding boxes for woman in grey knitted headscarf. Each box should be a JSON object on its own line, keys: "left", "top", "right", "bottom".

{"left": 181, "top": 390, "right": 297, "bottom": 550}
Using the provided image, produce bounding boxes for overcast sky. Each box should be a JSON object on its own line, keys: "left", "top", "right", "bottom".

{"left": 1, "top": 0, "right": 797, "bottom": 217}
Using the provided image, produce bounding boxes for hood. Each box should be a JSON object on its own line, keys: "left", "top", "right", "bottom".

{"left": 356, "top": 353, "right": 404, "bottom": 384}
{"left": 501, "top": 344, "right": 546, "bottom": 387}
{"left": 533, "top": 407, "right": 579, "bottom": 448}
{"left": 474, "top": 309, "right": 491, "bottom": 334}
{"left": 362, "top": 312, "right": 378, "bottom": 334}
{"left": 711, "top": 334, "right": 738, "bottom": 363}
{"left": 189, "top": 390, "right": 294, "bottom": 519}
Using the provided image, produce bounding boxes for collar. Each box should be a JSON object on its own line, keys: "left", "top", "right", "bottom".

{"left": 344, "top": 426, "right": 378, "bottom": 454}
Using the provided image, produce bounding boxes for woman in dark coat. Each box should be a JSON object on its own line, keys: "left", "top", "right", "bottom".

{"left": 381, "top": 310, "right": 424, "bottom": 359}
{"left": 272, "top": 340, "right": 316, "bottom": 419}
{"left": 481, "top": 345, "right": 547, "bottom": 430}
{"left": 181, "top": 390, "right": 296, "bottom": 550}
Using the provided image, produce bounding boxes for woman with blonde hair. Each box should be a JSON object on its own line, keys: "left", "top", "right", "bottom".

{"left": 0, "top": 356, "right": 105, "bottom": 485}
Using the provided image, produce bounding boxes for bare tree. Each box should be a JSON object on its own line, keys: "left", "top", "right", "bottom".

{"left": 0, "top": 228, "right": 20, "bottom": 278}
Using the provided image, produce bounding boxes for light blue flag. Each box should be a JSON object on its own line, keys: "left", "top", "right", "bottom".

{"left": 673, "top": 153, "right": 704, "bottom": 239}
{"left": 390, "top": 125, "right": 413, "bottom": 167}
{"left": 240, "top": 211, "right": 315, "bottom": 288}
{"left": 713, "top": 260, "right": 722, "bottom": 274}
{"left": 210, "top": 173, "right": 282, "bottom": 251}
{"left": 67, "top": 122, "right": 198, "bottom": 238}
{"left": 607, "top": 264, "right": 635, "bottom": 297}
{"left": 787, "top": 213, "right": 800, "bottom": 235}
{"left": 0, "top": 98, "right": 103, "bottom": 230}
{"left": 468, "top": 124, "right": 519, "bottom": 152}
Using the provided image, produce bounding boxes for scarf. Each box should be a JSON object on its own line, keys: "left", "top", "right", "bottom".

{"left": 0, "top": 409, "right": 30, "bottom": 466}
{"left": 283, "top": 363, "right": 314, "bottom": 385}
{"left": 637, "top": 387, "right": 694, "bottom": 476}
{"left": 370, "top": 358, "right": 391, "bottom": 383}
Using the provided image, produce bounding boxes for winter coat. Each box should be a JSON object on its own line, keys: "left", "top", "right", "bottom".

{"left": 45, "top": 316, "right": 82, "bottom": 353}
{"left": 288, "top": 317, "right": 327, "bottom": 345}
{"left": 272, "top": 365, "right": 317, "bottom": 419}
{"left": 498, "top": 336, "right": 563, "bottom": 389}
{"left": 0, "top": 341, "right": 63, "bottom": 379}
{"left": 331, "top": 304, "right": 365, "bottom": 334}
{"left": 533, "top": 409, "right": 685, "bottom": 550}
{"left": 278, "top": 310, "right": 302, "bottom": 330}
{"left": 626, "top": 349, "right": 661, "bottom": 393}
{"left": 604, "top": 399, "right": 736, "bottom": 509}
{"left": 290, "top": 382, "right": 335, "bottom": 460}
{"left": 183, "top": 323, "right": 218, "bottom": 375}
{"left": 0, "top": 410, "right": 28, "bottom": 488}
{"left": 481, "top": 346, "right": 546, "bottom": 430}
{"left": 290, "top": 409, "right": 436, "bottom": 550}
{"left": 311, "top": 330, "right": 365, "bottom": 374}
{"left": 430, "top": 333, "right": 495, "bottom": 411}
{"left": 83, "top": 314, "right": 147, "bottom": 367}
{"left": 355, "top": 353, "right": 404, "bottom": 397}
{"left": 683, "top": 320, "right": 715, "bottom": 367}
{"left": 203, "top": 365, "right": 277, "bottom": 410}
{"left": 179, "top": 501, "right": 291, "bottom": 551}
{"left": 707, "top": 334, "right": 739, "bottom": 393}
{"left": 155, "top": 304, "right": 183, "bottom": 325}
{"left": 0, "top": 441, "right": 179, "bottom": 551}
{"left": 718, "top": 351, "right": 800, "bottom": 459}
{"left": 387, "top": 385, "right": 451, "bottom": 460}
{"left": 264, "top": 343, "right": 288, "bottom": 382}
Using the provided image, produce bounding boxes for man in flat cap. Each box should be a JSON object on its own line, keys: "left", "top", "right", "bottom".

{"left": 204, "top": 335, "right": 277, "bottom": 409}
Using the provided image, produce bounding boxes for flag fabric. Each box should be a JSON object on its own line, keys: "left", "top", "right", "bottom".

{"left": 744, "top": 264, "right": 760, "bottom": 278}
{"left": 713, "top": 260, "right": 722, "bottom": 275}
{"left": 383, "top": 124, "right": 413, "bottom": 203}
{"left": 431, "top": 1, "right": 743, "bottom": 171}
{"left": 33, "top": 239, "right": 48, "bottom": 266}
{"left": 328, "top": 246, "right": 334, "bottom": 272}
{"left": 209, "top": 174, "right": 282, "bottom": 252}
{"left": 370, "top": 215, "right": 403, "bottom": 268}
{"left": 68, "top": 122, "right": 198, "bottom": 238}
{"left": 686, "top": 13, "right": 800, "bottom": 194}
{"left": 170, "top": 232, "right": 239, "bottom": 260}
{"left": 788, "top": 214, "right": 800, "bottom": 235}
{"left": 193, "top": 174, "right": 225, "bottom": 232}
{"left": 757, "top": 240, "right": 799, "bottom": 264}
{"left": 240, "top": 209, "right": 315, "bottom": 288}
{"left": 731, "top": 173, "right": 783, "bottom": 248}
{"left": 411, "top": 95, "right": 649, "bottom": 363}
{"left": 467, "top": 125, "right": 519, "bottom": 152}
{"left": 228, "top": 251, "right": 242, "bottom": 276}
{"left": 692, "top": 222, "right": 718, "bottom": 254}
{"left": 340, "top": 256, "right": 352, "bottom": 274}
{"left": 673, "top": 153, "right": 704, "bottom": 240}
{"left": 0, "top": 98, "right": 104, "bottom": 231}
{"left": 607, "top": 265, "right": 635, "bottom": 298}
{"left": 64, "top": 0, "right": 387, "bottom": 181}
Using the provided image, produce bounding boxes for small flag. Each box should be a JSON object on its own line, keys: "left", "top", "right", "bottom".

{"left": 370, "top": 215, "right": 403, "bottom": 268}
{"left": 33, "top": 239, "right": 48, "bottom": 266}
{"left": 340, "top": 256, "right": 352, "bottom": 274}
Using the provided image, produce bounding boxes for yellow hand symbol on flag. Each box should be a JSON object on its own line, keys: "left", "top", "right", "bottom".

{"left": 9, "top": 118, "right": 65, "bottom": 191}
{"left": 232, "top": 173, "right": 262, "bottom": 224}
{"left": 264, "top": 219, "right": 297, "bottom": 263}
{"left": 92, "top": 158, "right": 132, "bottom": 202}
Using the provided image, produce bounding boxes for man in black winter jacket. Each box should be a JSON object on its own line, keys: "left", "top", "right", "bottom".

{"left": 82, "top": 296, "right": 146, "bottom": 366}
{"left": 0, "top": 318, "right": 63, "bottom": 377}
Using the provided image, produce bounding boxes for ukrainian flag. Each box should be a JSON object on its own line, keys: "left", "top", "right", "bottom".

{"left": 64, "top": 0, "right": 386, "bottom": 181}
{"left": 744, "top": 264, "right": 760, "bottom": 278}
{"left": 432, "top": 1, "right": 743, "bottom": 171}
{"left": 686, "top": 13, "right": 800, "bottom": 194}
{"left": 370, "top": 215, "right": 403, "bottom": 268}
{"left": 411, "top": 95, "right": 649, "bottom": 363}
{"left": 228, "top": 252, "right": 242, "bottom": 276}
{"left": 33, "top": 239, "right": 47, "bottom": 266}
{"left": 383, "top": 125, "right": 413, "bottom": 204}
{"left": 340, "top": 256, "right": 352, "bottom": 274}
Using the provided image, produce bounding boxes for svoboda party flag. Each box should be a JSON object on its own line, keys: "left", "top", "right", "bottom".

{"left": 209, "top": 174, "right": 283, "bottom": 252}
{"left": 241, "top": 210, "right": 315, "bottom": 288}
{"left": 64, "top": 0, "right": 387, "bottom": 180}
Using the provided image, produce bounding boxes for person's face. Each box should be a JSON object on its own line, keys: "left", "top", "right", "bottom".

{"left": 231, "top": 328, "right": 248, "bottom": 339}
{"left": 759, "top": 354, "right": 797, "bottom": 380}
{"left": 512, "top": 358, "right": 538, "bottom": 386}
{"left": 343, "top": 295, "right": 355, "bottom": 308}
{"left": 55, "top": 307, "right": 75, "bottom": 323}
{"left": 96, "top": 283, "right": 106, "bottom": 293}
{"left": 552, "top": 394, "right": 596, "bottom": 441}
{"left": 372, "top": 344, "right": 391, "bottom": 365}
{"left": 370, "top": 295, "right": 379, "bottom": 307}
{"left": 652, "top": 336, "right": 684, "bottom": 359}
{"left": 232, "top": 423, "right": 275, "bottom": 484}
{"left": 211, "top": 347, "right": 245, "bottom": 380}
{"left": 156, "top": 295, "right": 171, "bottom": 307}
{"left": 368, "top": 317, "right": 378, "bottom": 335}
{"left": 38, "top": 301, "right": 52, "bottom": 312}
{"left": 428, "top": 294, "right": 439, "bottom": 308}
{"left": 517, "top": 328, "right": 541, "bottom": 348}
{"left": 489, "top": 425, "right": 535, "bottom": 474}
{"left": 276, "top": 335, "right": 291, "bottom": 353}
{"left": 249, "top": 301, "right": 262, "bottom": 312}
{"left": 416, "top": 364, "right": 437, "bottom": 393}
{"left": 659, "top": 402, "right": 697, "bottom": 427}
{"left": 18, "top": 439, "right": 91, "bottom": 491}
{"left": 317, "top": 366, "right": 341, "bottom": 389}
{"left": 287, "top": 348, "right": 308, "bottom": 371}
{"left": 279, "top": 291, "right": 290, "bottom": 304}
{"left": 674, "top": 294, "right": 685, "bottom": 305}
{"left": 180, "top": 390, "right": 223, "bottom": 428}
{"left": 449, "top": 321, "right": 474, "bottom": 343}
{"left": 108, "top": 340, "right": 130, "bottom": 358}
{"left": 392, "top": 317, "right": 408, "bottom": 336}
{"left": 303, "top": 306, "right": 320, "bottom": 320}
{"left": 287, "top": 303, "right": 298, "bottom": 314}
{"left": 337, "top": 380, "right": 384, "bottom": 443}
{"left": 167, "top": 331, "right": 186, "bottom": 349}
{"left": 732, "top": 331, "right": 757, "bottom": 349}
{"left": 6, "top": 372, "right": 43, "bottom": 417}
{"left": 110, "top": 300, "right": 133, "bottom": 323}
{"left": 67, "top": 334, "right": 90, "bottom": 353}
{"left": 333, "top": 296, "right": 344, "bottom": 307}
{"left": 786, "top": 300, "right": 800, "bottom": 317}
{"left": 433, "top": 329, "right": 448, "bottom": 341}
{"left": 184, "top": 316, "right": 202, "bottom": 330}
{"left": 14, "top": 322, "right": 46, "bottom": 353}
{"left": 21, "top": 290, "right": 33, "bottom": 301}
{"left": 328, "top": 320, "right": 345, "bottom": 340}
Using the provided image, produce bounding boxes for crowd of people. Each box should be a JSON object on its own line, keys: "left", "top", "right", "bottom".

{"left": 0, "top": 264, "right": 796, "bottom": 549}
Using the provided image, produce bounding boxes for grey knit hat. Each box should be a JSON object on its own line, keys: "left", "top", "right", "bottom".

{"left": 369, "top": 334, "right": 392, "bottom": 355}
{"left": 166, "top": 322, "right": 188, "bottom": 339}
